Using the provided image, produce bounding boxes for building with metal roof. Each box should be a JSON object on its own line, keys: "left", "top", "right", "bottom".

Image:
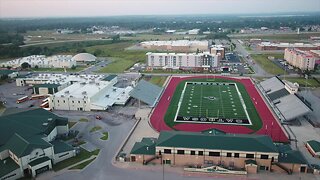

{"left": 129, "top": 80, "right": 163, "bottom": 107}
{"left": 0, "top": 108, "right": 76, "bottom": 179}
{"left": 259, "top": 77, "right": 311, "bottom": 121}
{"left": 72, "top": 53, "right": 96, "bottom": 62}
{"left": 15, "top": 73, "right": 133, "bottom": 111}
{"left": 275, "top": 94, "right": 311, "bottom": 121}
{"left": 306, "top": 140, "right": 320, "bottom": 157}
{"left": 130, "top": 131, "right": 309, "bottom": 174}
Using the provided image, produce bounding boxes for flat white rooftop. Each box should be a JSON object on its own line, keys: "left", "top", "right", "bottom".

{"left": 54, "top": 80, "right": 111, "bottom": 99}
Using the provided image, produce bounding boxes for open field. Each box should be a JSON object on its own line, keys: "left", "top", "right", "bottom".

{"left": 281, "top": 77, "right": 320, "bottom": 87}
{"left": 146, "top": 76, "right": 167, "bottom": 87}
{"left": 165, "top": 78, "right": 261, "bottom": 130}
{"left": 251, "top": 54, "right": 287, "bottom": 75}
{"left": 86, "top": 42, "right": 147, "bottom": 73}
{"left": 24, "top": 30, "right": 110, "bottom": 44}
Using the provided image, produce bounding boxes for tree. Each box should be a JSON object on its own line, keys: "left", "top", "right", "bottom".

{"left": 34, "top": 65, "right": 39, "bottom": 69}
{"left": 21, "top": 62, "right": 30, "bottom": 69}
{"left": 71, "top": 65, "right": 76, "bottom": 70}
{"left": 93, "top": 49, "right": 102, "bottom": 56}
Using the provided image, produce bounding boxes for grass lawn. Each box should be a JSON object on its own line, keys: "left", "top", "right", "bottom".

{"left": 85, "top": 42, "right": 147, "bottom": 73}
{"left": 69, "top": 157, "right": 96, "bottom": 170}
{"left": 52, "top": 148, "right": 100, "bottom": 171}
{"left": 147, "top": 76, "right": 167, "bottom": 87}
{"left": 164, "top": 78, "right": 262, "bottom": 131}
{"left": 79, "top": 118, "right": 89, "bottom": 122}
{"left": 251, "top": 54, "right": 287, "bottom": 75}
{"left": 68, "top": 121, "right": 77, "bottom": 128}
{"left": 100, "top": 132, "right": 109, "bottom": 140}
{"left": 90, "top": 126, "right": 102, "bottom": 133}
{"left": 281, "top": 77, "right": 320, "bottom": 87}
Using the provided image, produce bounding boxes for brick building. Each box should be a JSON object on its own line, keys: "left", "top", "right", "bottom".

{"left": 284, "top": 48, "right": 316, "bottom": 71}
{"left": 130, "top": 131, "right": 311, "bottom": 175}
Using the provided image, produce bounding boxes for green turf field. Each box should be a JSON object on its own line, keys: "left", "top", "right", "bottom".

{"left": 175, "top": 82, "right": 250, "bottom": 125}
{"left": 164, "top": 78, "right": 262, "bottom": 131}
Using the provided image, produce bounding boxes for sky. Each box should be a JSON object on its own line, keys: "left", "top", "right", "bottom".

{"left": 0, "top": 0, "right": 319, "bottom": 18}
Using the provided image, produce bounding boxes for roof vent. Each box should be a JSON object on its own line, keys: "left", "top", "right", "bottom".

{"left": 82, "top": 91, "right": 87, "bottom": 95}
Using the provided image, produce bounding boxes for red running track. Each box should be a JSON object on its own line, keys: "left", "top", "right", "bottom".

{"left": 150, "top": 76, "right": 289, "bottom": 143}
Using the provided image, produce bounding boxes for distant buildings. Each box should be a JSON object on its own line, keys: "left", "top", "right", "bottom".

{"left": 1, "top": 55, "right": 76, "bottom": 69}
{"left": 188, "top": 29, "right": 200, "bottom": 35}
{"left": 146, "top": 52, "right": 219, "bottom": 70}
{"left": 257, "top": 42, "right": 320, "bottom": 51}
{"left": 210, "top": 45, "right": 226, "bottom": 60}
{"left": 140, "top": 40, "right": 209, "bottom": 52}
{"left": 284, "top": 48, "right": 316, "bottom": 71}
{"left": 0, "top": 108, "right": 75, "bottom": 179}
{"left": 71, "top": 53, "right": 96, "bottom": 62}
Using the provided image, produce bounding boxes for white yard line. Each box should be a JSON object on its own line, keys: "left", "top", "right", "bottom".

{"left": 234, "top": 83, "right": 252, "bottom": 125}
{"left": 173, "top": 82, "right": 189, "bottom": 121}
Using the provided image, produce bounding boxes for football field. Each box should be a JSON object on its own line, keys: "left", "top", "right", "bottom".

{"left": 174, "top": 82, "right": 251, "bottom": 125}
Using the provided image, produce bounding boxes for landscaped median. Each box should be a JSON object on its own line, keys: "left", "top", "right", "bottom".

{"left": 100, "top": 132, "right": 109, "bottom": 140}
{"left": 52, "top": 148, "right": 100, "bottom": 171}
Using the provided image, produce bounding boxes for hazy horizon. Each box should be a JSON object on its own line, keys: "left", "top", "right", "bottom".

{"left": 0, "top": 0, "right": 319, "bottom": 18}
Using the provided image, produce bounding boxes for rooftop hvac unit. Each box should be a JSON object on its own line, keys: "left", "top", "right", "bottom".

{"left": 42, "top": 123, "right": 48, "bottom": 126}
{"left": 61, "top": 95, "right": 64, "bottom": 97}
{"left": 105, "top": 94, "right": 109, "bottom": 98}
{"left": 65, "top": 91, "right": 69, "bottom": 94}
{"left": 82, "top": 91, "right": 87, "bottom": 95}
{"left": 80, "top": 82, "right": 86, "bottom": 85}
{"left": 70, "top": 95, "right": 73, "bottom": 98}
{"left": 96, "top": 83, "right": 100, "bottom": 86}
{"left": 113, "top": 88, "right": 117, "bottom": 91}
{"left": 48, "top": 118, "right": 53, "bottom": 121}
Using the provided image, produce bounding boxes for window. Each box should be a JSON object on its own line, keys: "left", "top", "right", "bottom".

{"left": 198, "top": 151, "right": 203, "bottom": 156}
{"left": 227, "top": 153, "right": 232, "bottom": 157}
{"left": 234, "top": 153, "right": 240, "bottom": 158}
{"left": 164, "top": 149, "right": 171, "bottom": 154}
{"left": 191, "top": 151, "right": 195, "bottom": 155}
{"left": 72, "top": 101, "right": 74, "bottom": 103}
{"left": 84, "top": 101, "right": 86, "bottom": 103}
{"left": 78, "top": 101, "right": 80, "bottom": 103}
{"left": 209, "top": 152, "right": 220, "bottom": 157}
{"left": 57, "top": 100, "right": 59, "bottom": 103}
{"left": 63, "top": 100, "right": 65, "bottom": 103}
{"left": 177, "top": 150, "right": 185, "bottom": 155}
{"left": 260, "top": 155, "right": 269, "bottom": 159}
{"left": 246, "top": 154, "right": 254, "bottom": 158}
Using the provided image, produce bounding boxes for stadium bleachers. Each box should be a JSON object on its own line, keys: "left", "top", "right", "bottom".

{"left": 259, "top": 77, "right": 311, "bottom": 121}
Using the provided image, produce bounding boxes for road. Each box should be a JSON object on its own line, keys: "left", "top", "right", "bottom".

{"left": 20, "top": 39, "right": 112, "bottom": 47}
{"left": 231, "top": 39, "right": 271, "bottom": 77}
